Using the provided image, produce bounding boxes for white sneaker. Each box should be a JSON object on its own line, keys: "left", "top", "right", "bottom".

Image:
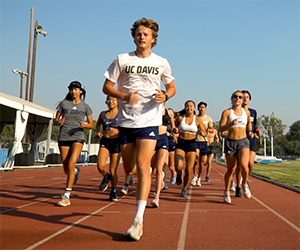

{"left": 125, "top": 217, "right": 143, "bottom": 241}
{"left": 196, "top": 178, "right": 201, "bottom": 187}
{"left": 121, "top": 185, "right": 129, "bottom": 195}
{"left": 230, "top": 182, "right": 236, "bottom": 191}
{"left": 151, "top": 193, "right": 159, "bottom": 208}
{"left": 191, "top": 175, "right": 198, "bottom": 186}
{"left": 57, "top": 194, "right": 71, "bottom": 207}
{"left": 242, "top": 184, "right": 251, "bottom": 198}
{"left": 223, "top": 191, "right": 231, "bottom": 204}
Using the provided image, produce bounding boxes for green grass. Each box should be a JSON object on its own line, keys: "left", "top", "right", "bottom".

{"left": 216, "top": 160, "right": 300, "bottom": 188}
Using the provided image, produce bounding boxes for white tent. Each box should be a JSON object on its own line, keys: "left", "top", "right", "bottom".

{"left": 0, "top": 92, "right": 56, "bottom": 169}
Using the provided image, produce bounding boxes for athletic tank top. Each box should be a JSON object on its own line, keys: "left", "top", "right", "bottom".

{"left": 178, "top": 115, "right": 197, "bottom": 134}
{"left": 102, "top": 111, "right": 118, "bottom": 131}
{"left": 228, "top": 108, "right": 247, "bottom": 128}
{"left": 162, "top": 109, "right": 170, "bottom": 126}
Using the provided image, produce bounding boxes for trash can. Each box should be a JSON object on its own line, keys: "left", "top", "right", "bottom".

{"left": 0, "top": 149, "right": 10, "bottom": 167}
{"left": 77, "top": 150, "right": 89, "bottom": 166}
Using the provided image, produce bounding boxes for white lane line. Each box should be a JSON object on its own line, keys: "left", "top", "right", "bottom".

{"left": 177, "top": 188, "right": 192, "bottom": 250}
{"left": 213, "top": 165, "right": 300, "bottom": 233}
{"left": 252, "top": 196, "right": 300, "bottom": 233}
{"left": 24, "top": 191, "right": 134, "bottom": 250}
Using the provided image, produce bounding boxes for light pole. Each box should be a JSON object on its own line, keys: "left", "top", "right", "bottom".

{"left": 29, "top": 21, "right": 48, "bottom": 102}
{"left": 267, "top": 126, "right": 274, "bottom": 157}
{"left": 12, "top": 69, "right": 28, "bottom": 99}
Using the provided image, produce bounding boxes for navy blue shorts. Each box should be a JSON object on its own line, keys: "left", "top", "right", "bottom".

{"left": 99, "top": 137, "right": 120, "bottom": 154}
{"left": 155, "top": 134, "right": 169, "bottom": 151}
{"left": 196, "top": 141, "right": 208, "bottom": 156}
{"left": 176, "top": 138, "right": 197, "bottom": 153}
{"left": 118, "top": 126, "right": 159, "bottom": 145}
{"left": 168, "top": 137, "right": 176, "bottom": 152}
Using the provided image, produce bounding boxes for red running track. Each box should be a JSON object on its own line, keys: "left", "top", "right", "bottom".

{"left": 0, "top": 162, "right": 299, "bottom": 250}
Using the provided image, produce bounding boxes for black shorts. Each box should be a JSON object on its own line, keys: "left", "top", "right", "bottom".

{"left": 196, "top": 141, "right": 208, "bottom": 155}
{"left": 176, "top": 138, "right": 197, "bottom": 153}
{"left": 207, "top": 145, "right": 215, "bottom": 155}
{"left": 225, "top": 137, "right": 249, "bottom": 156}
{"left": 249, "top": 142, "right": 257, "bottom": 152}
{"left": 99, "top": 137, "right": 120, "bottom": 154}
{"left": 58, "top": 140, "right": 84, "bottom": 147}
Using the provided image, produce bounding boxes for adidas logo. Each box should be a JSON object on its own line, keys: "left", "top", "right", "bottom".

{"left": 149, "top": 131, "right": 156, "bottom": 137}
{"left": 72, "top": 106, "right": 77, "bottom": 110}
{"left": 162, "top": 145, "right": 167, "bottom": 148}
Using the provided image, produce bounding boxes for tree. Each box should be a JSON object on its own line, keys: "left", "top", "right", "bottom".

{"left": 258, "top": 112, "right": 287, "bottom": 155}
{"left": 286, "top": 120, "right": 300, "bottom": 141}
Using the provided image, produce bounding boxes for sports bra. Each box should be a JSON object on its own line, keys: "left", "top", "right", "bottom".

{"left": 162, "top": 109, "right": 170, "bottom": 126}
{"left": 178, "top": 115, "right": 197, "bottom": 134}
{"left": 102, "top": 111, "right": 118, "bottom": 131}
{"left": 228, "top": 108, "right": 247, "bottom": 128}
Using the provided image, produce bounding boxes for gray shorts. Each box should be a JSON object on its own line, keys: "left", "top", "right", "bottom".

{"left": 224, "top": 137, "right": 249, "bottom": 156}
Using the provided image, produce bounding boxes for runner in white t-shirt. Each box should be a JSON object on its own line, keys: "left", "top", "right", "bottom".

{"left": 103, "top": 17, "right": 176, "bottom": 241}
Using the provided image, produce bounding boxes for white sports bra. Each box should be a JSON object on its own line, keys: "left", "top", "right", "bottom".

{"left": 178, "top": 115, "right": 198, "bottom": 134}
{"left": 228, "top": 108, "right": 247, "bottom": 128}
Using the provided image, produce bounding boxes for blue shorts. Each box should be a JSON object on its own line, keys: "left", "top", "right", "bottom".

{"left": 196, "top": 141, "right": 208, "bottom": 155}
{"left": 118, "top": 126, "right": 159, "bottom": 145}
{"left": 155, "top": 134, "right": 169, "bottom": 151}
{"left": 168, "top": 137, "right": 176, "bottom": 152}
{"left": 176, "top": 138, "right": 197, "bottom": 153}
{"left": 99, "top": 137, "right": 120, "bottom": 154}
{"left": 225, "top": 137, "right": 249, "bottom": 156}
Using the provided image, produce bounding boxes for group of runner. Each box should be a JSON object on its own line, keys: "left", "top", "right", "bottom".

{"left": 53, "top": 17, "right": 260, "bottom": 241}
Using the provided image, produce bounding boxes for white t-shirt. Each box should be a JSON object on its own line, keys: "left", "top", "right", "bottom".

{"left": 104, "top": 51, "right": 175, "bottom": 128}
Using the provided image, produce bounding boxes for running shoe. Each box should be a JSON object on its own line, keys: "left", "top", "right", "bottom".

{"left": 125, "top": 217, "right": 143, "bottom": 241}
{"left": 73, "top": 166, "right": 81, "bottom": 184}
{"left": 181, "top": 189, "right": 188, "bottom": 198}
{"left": 129, "top": 175, "right": 134, "bottom": 186}
{"left": 99, "top": 173, "right": 111, "bottom": 191}
{"left": 190, "top": 175, "right": 198, "bottom": 186}
{"left": 230, "top": 182, "right": 236, "bottom": 191}
{"left": 121, "top": 185, "right": 129, "bottom": 195}
{"left": 223, "top": 191, "right": 231, "bottom": 204}
{"left": 242, "top": 184, "right": 251, "bottom": 198}
{"left": 109, "top": 190, "right": 118, "bottom": 201}
{"left": 163, "top": 183, "right": 169, "bottom": 190}
{"left": 235, "top": 187, "right": 242, "bottom": 197}
{"left": 247, "top": 181, "right": 251, "bottom": 191}
{"left": 176, "top": 170, "right": 183, "bottom": 186}
{"left": 196, "top": 178, "right": 201, "bottom": 187}
{"left": 205, "top": 176, "right": 210, "bottom": 182}
{"left": 151, "top": 193, "right": 159, "bottom": 208}
{"left": 57, "top": 194, "right": 71, "bottom": 207}
{"left": 170, "top": 175, "right": 176, "bottom": 185}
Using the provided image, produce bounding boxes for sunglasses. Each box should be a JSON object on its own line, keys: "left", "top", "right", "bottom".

{"left": 233, "top": 95, "right": 243, "bottom": 99}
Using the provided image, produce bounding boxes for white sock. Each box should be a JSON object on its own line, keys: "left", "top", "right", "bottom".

{"left": 64, "top": 188, "right": 72, "bottom": 199}
{"left": 134, "top": 200, "right": 147, "bottom": 223}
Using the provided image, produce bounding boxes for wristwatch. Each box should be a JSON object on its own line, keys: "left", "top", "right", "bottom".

{"left": 165, "top": 93, "right": 169, "bottom": 101}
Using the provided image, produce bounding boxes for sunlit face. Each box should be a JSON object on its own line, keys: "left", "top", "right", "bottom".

{"left": 69, "top": 87, "right": 82, "bottom": 99}
{"left": 243, "top": 93, "right": 251, "bottom": 105}
{"left": 185, "top": 101, "right": 195, "bottom": 114}
{"left": 134, "top": 25, "right": 155, "bottom": 51}
{"left": 198, "top": 104, "right": 206, "bottom": 115}
{"left": 106, "top": 97, "right": 118, "bottom": 109}
{"left": 232, "top": 92, "right": 244, "bottom": 106}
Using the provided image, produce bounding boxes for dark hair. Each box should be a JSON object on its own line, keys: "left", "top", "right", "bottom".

{"left": 178, "top": 100, "right": 196, "bottom": 116}
{"left": 197, "top": 101, "right": 207, "bottom": 109}
{"left": 65, "top": 81, "right": 86, "bottom": 101}
{"left": 242, "top": 90, "right": 252, "bottom": 100}
{"left": 131, "top": 17, "right": 159, "bottom": 47}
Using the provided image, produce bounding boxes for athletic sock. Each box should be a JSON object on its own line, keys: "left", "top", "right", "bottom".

{"left": 64, "top": 188, "right": 72, "bottom": 199}
{"left": 134, "top": 200, "right": 147, "bottom": 223}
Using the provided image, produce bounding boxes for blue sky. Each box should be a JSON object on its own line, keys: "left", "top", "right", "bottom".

{"left": 1, "top": 0, "right": 299, "bottom": 132}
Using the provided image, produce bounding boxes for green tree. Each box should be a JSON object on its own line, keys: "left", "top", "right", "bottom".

{"left": 286, "top": 120, "right": 300, "bottom": 141}
{"left": 258, "top": 112, "right": 287, "bottom": 155}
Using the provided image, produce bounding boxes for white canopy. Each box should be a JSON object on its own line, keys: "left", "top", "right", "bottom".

{"left": 0, "top": 92, "right": 56, "bottom": 169}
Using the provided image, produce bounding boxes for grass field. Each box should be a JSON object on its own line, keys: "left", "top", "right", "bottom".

{"left": 216, "top": 160, "right": 300, "bottom": 188}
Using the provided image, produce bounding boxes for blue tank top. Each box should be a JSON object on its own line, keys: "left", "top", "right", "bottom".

{"left": 102, "top": 111, "right": 118, "bottom": 131}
